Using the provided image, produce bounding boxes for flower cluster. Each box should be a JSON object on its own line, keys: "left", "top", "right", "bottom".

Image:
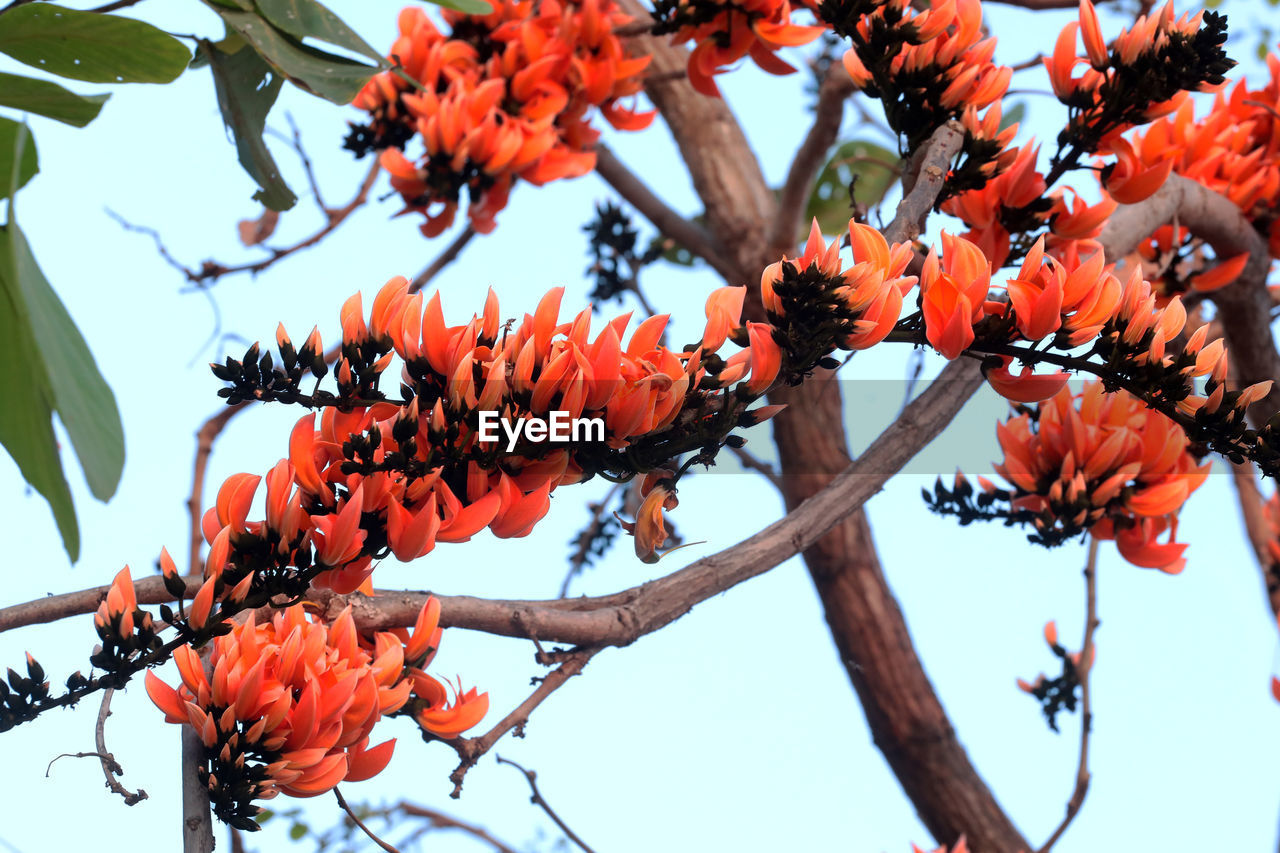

{"left": 927, "top": 381, "right": 1210, "bottom": 573}
{"left": 820, "top": 0, "right": 1013, "bottom": 190}
{"left": 348, "top": 1, "right": 653, "bottom": 236}
{"left": 211, "top": 275, "right": 797, "bottom": 577}
{"left": 759, "top": 219, "right": 915, "bottom": 373}
{"left": 1043, "top": 0, "right": 1233, "bottom": 189}
{"left": 145, "top": 598, "right": 484, "bottom": 829}
{"left": 649, "top": 0, "right": 825, "bottom": 97}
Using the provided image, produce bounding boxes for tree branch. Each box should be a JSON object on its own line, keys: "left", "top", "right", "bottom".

{"left": 1098, "top": 174, "right": 1279, "bottom": 421}
{"left": 1037, "top": 537, "right": 1100, "bottom": 853}
{"left": 448, "top": 649, "right": 598, "bottom": 796}
{"left": 95, "top": 689, "right": 148, "bottom": 806}
{"left": 594, "top": 146, "right": 738, "bottom": 282}
{"left": 410, "top": 226, "right": 476, "bottom": 294}
{"left": 769, "top": 65, "right": 856, "bottom": 252}
{"left": 496, "top": 756, "right": 597, "bottom": 853}
{"left": 334, "top": 788, "right": 402, "bottom": 853}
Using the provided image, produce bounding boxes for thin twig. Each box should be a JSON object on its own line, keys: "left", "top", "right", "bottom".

{"left": 594, "top": 145, "right": 739, "bottom": 283}
{"left": 95, "top": 689, "right": 148, "bottom": 805}
{"left": 562, "top": 482, "right": 623, "bottom": 598}
{"left": 410, "top": 226, "right": 477, "bottom": 294}
{"left": 448, "top": 649, "right": 598, "bottom": 796}
{"left": 42, "top": 689, "right": 147, "bottom": 805}
{"left": 334, "top": 788, "right": 402, "bottom": 853}
{"left": 1038, "top": 537, "right": 1100, "bottom": 853}
{"left": 729, "top": 444, "right": 783, "bottom": 490}
{"left": 283, "top": 113, "right": 328, "bottom": 214}
{"left": 497, "top": 756, "right": 597, "bottom": 853}
{"left": 395, "top": 803, "right": 520, "bottom": 853}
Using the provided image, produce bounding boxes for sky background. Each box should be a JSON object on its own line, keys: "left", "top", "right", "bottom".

{"left": 1, "top": 1, "right": 1280, "bottom": 851}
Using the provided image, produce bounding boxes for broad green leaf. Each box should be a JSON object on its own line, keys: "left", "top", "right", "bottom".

{"left": 211, "top": 7, "right": 379, "bottom": 104}
{"left": 201, "top": 37, "right": 297, "bottom": 211}
{"left": 0, "top": 4, "right": 190, "bottom": 84}
{"left": 805, "top": 139, "right": 901, "bottom": 235}
{"left": 420, "top": 0, "right": 495, "bottom": 14}
{"left": 0, "top": 124, "right": 77, "bottom": 559}
{"left": 6, "top": 223, "right": 124, "bottom": 503}
{"left": 0, "top": 71, "right": 108, "bottom": 127}
{"left": 0, "top": 239, "right": 77, "bottom": 560}
{"left": 0, "top": 117, "right": 37, "bottom": 200}
{"left": 253, "top": 0, "right": 386, "bottom": 65}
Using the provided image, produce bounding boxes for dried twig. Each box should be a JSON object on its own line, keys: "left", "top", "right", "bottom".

{"left": 1037, "top": 537, "right": 1101, "bottom": 853}
{"left": 395, "top": 802, "right": 520, "bottom": 853}
{"left": 334, "top": 788, "right": 402, "bottom": 853}
{"left": 729, "top": 444, "right": 783, "bottom": 490}
{"left": 562, "top": 482, "right": 623, "bottom": 597}
{"left": 448, "top": 649, "right": 598, "bottom": 796}
{"left": 95, "top": 689, "right": 148, "bottom": 805}
{"left": 497, "top": 756, "right": 597, "bottom": 853}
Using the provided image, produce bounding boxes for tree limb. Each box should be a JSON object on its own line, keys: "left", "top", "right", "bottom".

{"left": 594, "top": 145, "right": 738, "bottom": 282}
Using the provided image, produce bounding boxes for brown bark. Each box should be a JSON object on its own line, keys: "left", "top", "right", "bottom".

{"left": 612, "top": 14, "right": 1027, "bottom": 844}
{"left": 769, "top": 374, "right": 1030, "bottom": 853}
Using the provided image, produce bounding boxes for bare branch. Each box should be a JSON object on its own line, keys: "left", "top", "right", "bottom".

{"left": 594, "top": 146, "right": 738, "bottom": 282}
{"left": 182, "top": 726, "right": 215, "bottom": 853}
{"left": 95, "top": 689, "right": 148, "bottom": 806}
{"left": 884, "top": 120, "right": 965, "bottom": 244}
{"left": 497, "top": 756, "right": 597, "bottom": 853}
{"left": 729, "top": 444, "right": 783, "bottom": 490}
{"left": 334, "top": 788, "right": 403, "bottom": 853}
{"left": 1037, "top": 537, "right": 1100, "bottom": 853}
{"left": 410, "top": 226, "right": 476, "bottom": 294}
{"left": 562, "top": 483, "right": 623, "bottom": 597}
{"left": 394, "top": 803, "right": 520, "bottom": 853}
{"left": 770, "top": 65, "right": 856, "bottom": 252}
{"left": 188, "top": 405, "right": 246, "bottom": 575}
{"left": 449, "top": 650, "right": 598, "bottom": 796}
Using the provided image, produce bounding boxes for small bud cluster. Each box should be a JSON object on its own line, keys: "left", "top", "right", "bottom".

{"left": 1016, "top": 621, "right": 1091, "bottom": 732}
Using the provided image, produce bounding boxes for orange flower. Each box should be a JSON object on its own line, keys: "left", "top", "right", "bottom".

{"left": 920, "top": 233, "right": 990, "bottom": 360}
{"left": 146, "top": 599, "right": 474, "bottom": 828}
{"left": 617, "top": 478, "right": 679, "bottom": 563}
{"left": 991, "top": 381, "right": 1208, "bottom": 571}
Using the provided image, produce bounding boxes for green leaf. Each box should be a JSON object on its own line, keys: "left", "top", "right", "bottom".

{"left": 0, "top": 71, "right": 108, "bottom": 127}
{"left": 0, "top": 124, "right": 77, "bottom": 559}
{"left": 999, "top": 101, "right": 1026, "bottom": 134}
{"left": 201, "top": 37, "right": 297, "bottom": 211}
{"left": 253, "top": 0, "right": 386, "bottom": 65}
{"left": 0, "top": 240, "right": 77, "bottom": 560}
{"left": 209, "top": 6, "right": 379, "bottom": 104}
{"left": 805, "top": 139, "right": 901, "bottom": 235}
{"left": 5, "top": 223, "right": 124, "bottom": 503}
{"left": 0, "top": 118, "right": 37, "bottom": 200}
{"left": 420, "top": 0, "right": 495, "bottom": 14}
{"left": 0, "top": 4, "right": 190, "bottom": 84}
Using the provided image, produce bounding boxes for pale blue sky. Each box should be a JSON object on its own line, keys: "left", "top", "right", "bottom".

{"left": 1, "top": 2, "right": 1279, "bottom": 851}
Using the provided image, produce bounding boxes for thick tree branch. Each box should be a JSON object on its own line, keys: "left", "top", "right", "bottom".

{"left": 769, "top": 65, "right": 857, "bottom": 252}
{"left": 182, "top": 725, "right": 214, "bottom": 853}
{"left": 618, "top": 0, "right": 777, "bottom": 282}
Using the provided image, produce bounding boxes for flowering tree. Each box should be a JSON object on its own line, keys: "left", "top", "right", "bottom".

{"left": 1, "top": 0, "right": 1279, "bottom": 849}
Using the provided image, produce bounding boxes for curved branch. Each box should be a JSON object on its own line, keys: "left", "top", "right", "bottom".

{"left": 1098, "top": 174, "right": 1279, "bottom": 421}
{"left": 0, "top": 360, "right": 977, "bottom": 645}
{"left": 769, "top": 65, "right": 857, "bottom": 252}
{"left": 594, "top": 146, "right": 737, "bottom": 282}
